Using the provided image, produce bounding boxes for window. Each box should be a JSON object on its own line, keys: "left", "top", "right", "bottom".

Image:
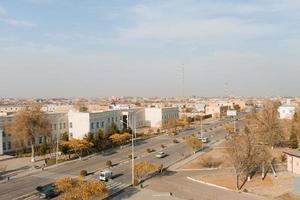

{"left": 108, "top": 118, "right": 110, "bottom": 123}
{"left": 96, "top": 122, "right": 99, "bottom": 128}
{"left": 54, "top": 124, "right": 57, "bottom": 130}
{"left": 3, "top": 142, "right": 6, "bottom": 150}
{"left": 59, "top": 123, "right": 62, "bottom": 130}
{"left": 101, "top": 122, "right": 104, "bottom": 128}
{"left": 63, "top": 123, "right": 66, "bottom": 129}
{"left": 91, "top": 122, "right": 94, "bottom": 129}
{"left": 8, "top": 141, "right": 11, "bottom": 150}
{"left": 70, "top": 122, "right": 73, "bottom": 128}
{"left": 39, "top": 137, "right": 43, "bottom": 144}
{"left": 2, "top": 130, "right": 6, "bottom": 137}
{"left": 112, "top": 117, "right": 114, "bottom": 123}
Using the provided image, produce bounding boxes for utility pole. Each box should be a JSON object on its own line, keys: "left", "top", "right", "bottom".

{"left": 182, "top": 64, "right": 185, "bottom": 99}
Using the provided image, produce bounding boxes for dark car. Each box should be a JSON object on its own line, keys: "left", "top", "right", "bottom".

{"left": 36, "top": 183, "right": 58, "bottom": 199}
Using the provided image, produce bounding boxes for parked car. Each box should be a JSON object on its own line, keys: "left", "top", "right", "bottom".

{"left": 155, "top": 151, "right": 167, "bottom": 159}
{"left": 99, "top": 170, "right": 113, "bottom": 181}
{"left": 36, "top": 183, "right": 58, "bottom": 199}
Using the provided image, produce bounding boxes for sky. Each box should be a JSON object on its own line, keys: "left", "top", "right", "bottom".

{"left": 0, "top": 0, "right": 300, "bottom": 98}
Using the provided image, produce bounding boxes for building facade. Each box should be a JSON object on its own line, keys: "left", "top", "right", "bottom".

{"left": 278, "top": 105, "right": 296, "bottom": 120}
{"left": 285, "top": 150, "right": 300, "bottom": 175}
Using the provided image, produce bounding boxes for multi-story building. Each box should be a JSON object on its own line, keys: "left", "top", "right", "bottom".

{"left": 144, "top": 107, "right": 179, "bottom": 128}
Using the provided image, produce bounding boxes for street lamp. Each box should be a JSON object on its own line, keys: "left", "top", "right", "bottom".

{"left": 120, "top": 109, "right": 143, "bottom": 186}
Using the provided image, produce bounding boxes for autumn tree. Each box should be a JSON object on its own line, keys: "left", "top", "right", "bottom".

{"left": 74, "top": 101, "right": 88, "bottom": 112}
{"left": 185, "top": 135, "right": 202, "bottom": 153}
{"left": 5, "top": 103, "right": 51, "bottom": 162}
{"left": 289, "top": 124, "right": 298, "bottom": 149}
{"left": 246, "top": 101, "right": 283, "bottom": 148}
{"left": 109, "top": 133, "right": 131, "bottom": 146}
{"left": 134, "top": 161, "right": 160, "bottom": 183}
{"left": 223, "top": 123, "right": 235, "bottom": 133}
{"left": 55, "top": 177, "right": 107, "bottom": 200}
{"left": 61, "top": 139, "right": 92, "bottom": 159}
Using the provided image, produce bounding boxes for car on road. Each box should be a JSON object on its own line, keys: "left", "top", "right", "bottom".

{"left": 36, "top": 183, "right": 58, "bottom": 199}
{"left": 99, "top": 170, "right": 113, "bottom": 181}
{"left": 155, "top": 151, "right": 167, "bottom": 158}
{"left": 199, "top": 137, "right": 209, "bottom": 143}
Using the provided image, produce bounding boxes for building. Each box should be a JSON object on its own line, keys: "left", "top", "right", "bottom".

{"left": 278, "top": 105, "right": 296, "bottom": 120}
{"left": 0, "top": 128, "right": 3, "bottom": 155}
{"left": 205, "top": 104, "right": 230, "bottom": 119}
{"left": 68, "top": 110, "right": 123, "bottom": 139}
{"left": 144, "top": 107, "right": 179, "bottom": 128}
{"left": 285, "top": 150, "right": 300, "bottom": 175}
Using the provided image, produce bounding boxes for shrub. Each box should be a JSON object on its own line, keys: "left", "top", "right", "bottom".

{"left": 281, "top": 154, "right": 287, "bottom": 163}
{"left": 80, "top": 170, "right": 88, "bottom": 177}
{"left": 173, "top": 139, "right": 179, "bottom": 143}
{"left": 106, "top": 160, "right": 112, "bottom": 167}
{"left": 200, "top": 156, "right": 223, "bottom": 168}
{"left": 128, "top": 155, "right": 132, "bottom": 159}
{"left": 147, "top": 148, "right": 154, "bottom": 153}
{"left": 161, "top": 144, "right": 166, "bottom": 149}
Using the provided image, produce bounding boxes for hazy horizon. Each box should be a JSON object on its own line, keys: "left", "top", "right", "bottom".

{"left": 1, "top": 0, "right": 300, "bottom": 98}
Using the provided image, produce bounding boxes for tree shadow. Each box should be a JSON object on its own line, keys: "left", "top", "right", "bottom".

{"left": 108, "top": 186, "right": 140, "bottom": 200}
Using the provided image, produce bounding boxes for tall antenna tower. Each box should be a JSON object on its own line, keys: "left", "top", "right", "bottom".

{"left": 181, "top": 64, "right": 185, "bottom": 99}
{"left": 224, "top": 81, "right": 230, "bottom": 99}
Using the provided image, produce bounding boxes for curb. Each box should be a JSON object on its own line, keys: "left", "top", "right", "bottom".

{"left": 187, "top": 176, "right": 233, "bottom": 192}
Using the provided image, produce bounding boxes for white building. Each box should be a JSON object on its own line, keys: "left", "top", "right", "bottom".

{"left": 285, "top": 150, "right": 300, "bottom": 175}
{"left": 145, "top": 107, "right": 179, "bottom": 128}
{"left": 278, "top": 105, "right": 296, "bottom": 120}
{"left": 68, "top": 110, "right": 124, "bottom": 139}
{"left": 0, "top": 128, "right": 3, "bottom": 155}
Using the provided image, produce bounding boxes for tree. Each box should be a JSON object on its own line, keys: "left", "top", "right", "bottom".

{"left": 289, "top": 124, "right": 299, "bottom": 149}
{"left": 108, "top": 123, "right": 120, "bottom": 136}
{"left": 246, "top": 101, "right": 283, "bottom": 147}
{"left": 55, "top": 177, "right": 107, "bottom": 200}
{"left": 225, "top": 126, "right": 271, "bottom": 191}
{"left": 93, "top": 129, "right": 106, "bottom": 150}
{"left": 84, "top": 132, "right": 94, "bottom": 143}
{"left": 62, "top": 139, "right": 93, "bottom": 159}
{"left": 134, "top": 161, "right": 160, "bottom": 183}
{"left": 60, "top": 132, "right": 70, "bottom": 157}
{"left": 5, "top": 103, "right": 51, "bottom": 162}
{"left": 223, "top": 123, "right": 235, "bottom": 133}
{"left": 185, "top": 135, "right": 202, "bottom": 153}
{"left": 109, "top": 133, "right": 131, "bottom": 146}
{"left": 74, "top": 101, "right": 88, "bottom": 112}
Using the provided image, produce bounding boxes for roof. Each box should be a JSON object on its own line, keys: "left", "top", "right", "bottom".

{"left": 284, "top": 150, "right": 300, "bottom": 158}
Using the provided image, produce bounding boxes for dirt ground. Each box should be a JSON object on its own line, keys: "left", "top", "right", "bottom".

{"left": 194, "top": 172, "right": 298, "bottom": 199}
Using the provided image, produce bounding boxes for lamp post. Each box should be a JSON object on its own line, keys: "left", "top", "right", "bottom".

{"left": 121, "top": 109, "right": 143, "bottom": 186}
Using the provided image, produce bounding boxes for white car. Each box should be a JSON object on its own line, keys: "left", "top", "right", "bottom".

{"left": 199, "top": 137, "right": 209, "bottom": 143}
{"left": 155, "top": 151, "right": 167, "bottom": 158}
{"left": 99, "top": 170, "right": 113, "bottom": 181}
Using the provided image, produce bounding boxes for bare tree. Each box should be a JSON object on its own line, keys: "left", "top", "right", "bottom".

{"left": 225, "top": 126, "right": 271, "bottom": 191}
{"left": 6, "top": 103, "right": 51, "bottom": 162}
{"left": 246, "top": 100, "right": 283, "bottom": 148}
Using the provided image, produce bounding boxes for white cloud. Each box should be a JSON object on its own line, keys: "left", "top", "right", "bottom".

{"left": 0, "top": 5, "right": 6, "bottom": 16}
{"left": 0, "top": 18, "right": 36, "bottom": 27}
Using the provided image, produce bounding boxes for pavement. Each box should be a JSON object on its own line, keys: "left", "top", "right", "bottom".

{"left": 0, "top": 118, "right": 232, "bottom": 200}
{"left": 113, "top": 171, "right": 266, "bottom": 200}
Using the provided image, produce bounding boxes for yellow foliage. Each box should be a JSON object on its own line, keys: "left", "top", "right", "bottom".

{"left": 134, "top": 161, "right": 160, "bottom": 180}
{"left": 61, "top": 139, "right": 92, "bottom": 150}
{"left": 223, "top": 123, "right": 234, "bottom": 132}
{"left": 55, "top": 177, "right": 107, "bottom": 200}
{"left": 109, "top": 133, "right": 131, "bottom": 145}
{"left": 185, "top": 135, "right": 202, "bottom": 150}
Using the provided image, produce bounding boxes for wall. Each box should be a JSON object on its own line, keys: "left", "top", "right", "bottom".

{"left": 144, "top": 108, "right": 162, "bottom": 128}
{"left": 68, "top": 112, "right": 90, "bottom": 139}
{"left": 287, "top": 155, "right": 300, "bottom": 175}
{"left": 0, "top": 129, "right": 3, "bottom": 155}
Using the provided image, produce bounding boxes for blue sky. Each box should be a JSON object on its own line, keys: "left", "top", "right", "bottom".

{"left": 0, "top": 0, "right": 300, "bottom": 98}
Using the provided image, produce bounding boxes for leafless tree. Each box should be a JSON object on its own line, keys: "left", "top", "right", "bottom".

{"left": 5, "top": 103, "right": 51, "bottom": 162}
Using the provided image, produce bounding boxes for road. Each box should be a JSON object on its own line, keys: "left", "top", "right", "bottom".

{"left": 0, "top": 118, "right": 234, "bottom": 200}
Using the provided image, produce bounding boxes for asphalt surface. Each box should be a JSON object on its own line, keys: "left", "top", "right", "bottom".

{"left": 0, "top": 118, "right": 234, "bottom": 200}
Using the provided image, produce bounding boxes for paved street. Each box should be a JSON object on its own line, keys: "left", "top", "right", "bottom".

{"left": 0, "top": 119, "right": 233, "bottom": 200}
{"left": 113, "top": 171, "right": 265, "bottom": 200}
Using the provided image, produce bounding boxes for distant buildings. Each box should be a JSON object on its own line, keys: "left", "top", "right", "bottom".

{"left": 0, "top": 106, "right": 179, "bottom": 154}
{"left": 278, "top": 99, "right": 296, "bottom": 120}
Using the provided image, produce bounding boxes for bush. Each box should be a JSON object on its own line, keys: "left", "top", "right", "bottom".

{"left": 106, "top": 160, "right": 112, "bottom": 167}
{"left": 200, "top": 156, "right": 223, "bottom": 168}
{"left": 281, "top": 154, "right": 287, "bottom": 163}
{"left": 147, "top": 148, "right": 154, "bottom": 153}
{"left": 173, "top": 139, "right": 179, "bottom": 143}
{"left": 161, "top": 144, "right": 166, "bottom": 149}
{"left": 80, "top": 170, "right": 88, "bottom": 177}
{"left": 128, "top": 155, "right": 132, "bottom": 159}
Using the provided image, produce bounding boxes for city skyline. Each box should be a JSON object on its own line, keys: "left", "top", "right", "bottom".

{"left": 1, "top": 0, "right": 300, "bottom": 98}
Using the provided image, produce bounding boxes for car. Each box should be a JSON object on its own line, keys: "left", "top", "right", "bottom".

{"left": 99, "top": 170, "right": 113, "bottom": 181}
{"left": 36, "top": 183, "right": 58, "bottom": 199}
{"left": 199, "top": 137, "right": 209, "bottom": 143}
{"left": 155, "top": 151, "right": 167, "bottom": 158}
